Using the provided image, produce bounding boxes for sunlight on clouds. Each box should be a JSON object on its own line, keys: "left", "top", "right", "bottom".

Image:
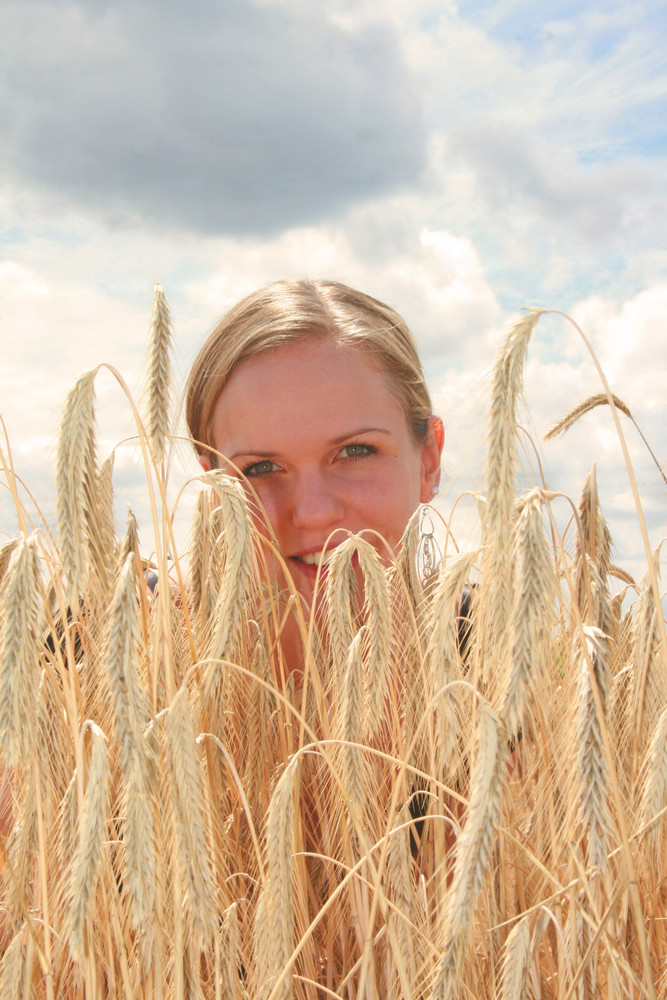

{"left": 0, "top": 261, "right": 48, "bottom": 297}
{"left": 573, "top": 284, "right": 667, "bottom": 391}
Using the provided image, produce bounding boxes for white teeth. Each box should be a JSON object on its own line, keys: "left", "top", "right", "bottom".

{"left": 298, "top": 549, "right": 336, "bottom": 566}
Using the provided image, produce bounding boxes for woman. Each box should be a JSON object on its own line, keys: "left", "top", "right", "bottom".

{"left": 185, "top": 281, "right": 450, "bottom": 988}
{"left": 185, "top": 278, "right": 444, "bottom": 615}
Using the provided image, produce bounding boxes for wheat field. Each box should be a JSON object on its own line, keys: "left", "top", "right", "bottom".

{"left": 0, "top": 287, "right": 665, "bottom": 999}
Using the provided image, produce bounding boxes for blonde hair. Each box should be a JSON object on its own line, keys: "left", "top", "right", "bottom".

{"left": 185, "top": 279, "right": 433, "bottom": 462}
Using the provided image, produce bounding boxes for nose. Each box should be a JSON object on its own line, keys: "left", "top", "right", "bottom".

{"left": 290, "top": 469, "right": 346, "bottom": 531}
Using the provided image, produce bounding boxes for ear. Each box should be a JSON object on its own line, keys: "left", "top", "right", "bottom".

{"left": 419, "top": 415, "right": 444, "bottom": 503}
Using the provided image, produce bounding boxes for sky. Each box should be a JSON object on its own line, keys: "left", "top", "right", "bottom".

{"left": 1, "top": 0, "right": 665, "bottom": 583}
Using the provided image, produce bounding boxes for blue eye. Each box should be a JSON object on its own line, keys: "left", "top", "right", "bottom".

{"left": 339, "top": 443, "right": 376, "bottom": 460}
{"left": 242, "top": 459, "right": 280, "bottom": 477}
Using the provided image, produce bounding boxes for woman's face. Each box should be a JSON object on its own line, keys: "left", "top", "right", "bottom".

{"left": 203, "top": 337, "right": 443, "bottom": 601}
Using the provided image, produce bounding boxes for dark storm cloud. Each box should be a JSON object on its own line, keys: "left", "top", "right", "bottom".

{"left": 0, "top": 0, "right": 425, "bottom": 234}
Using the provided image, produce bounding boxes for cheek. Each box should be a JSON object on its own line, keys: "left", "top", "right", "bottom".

{"left": 243, "top": 487, "right": 285, "bottom": 544}
{"left": 354, "top": 478, "right": 420, "bottom": 547}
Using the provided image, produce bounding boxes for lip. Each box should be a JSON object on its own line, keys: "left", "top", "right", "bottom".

{"left": 287, "top": 545, "right": 338, "bottom": 580}
{"left": 286, "top": 543, "right": 364, "bottom": 585}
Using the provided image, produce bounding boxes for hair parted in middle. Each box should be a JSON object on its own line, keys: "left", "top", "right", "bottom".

{"left": 185, "top": 278, "right": 434, "bottom": 465}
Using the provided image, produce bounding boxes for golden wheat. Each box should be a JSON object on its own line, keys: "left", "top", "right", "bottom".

{"left": 0, "top": 289, "right": 664, "bottom": 999}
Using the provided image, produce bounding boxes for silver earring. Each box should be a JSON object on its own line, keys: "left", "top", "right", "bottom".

{"left": 432, "top": 486, "right": 439, "bottom": 496}
{"left": 418, "top": 505, "right": 440, "bottom": 583}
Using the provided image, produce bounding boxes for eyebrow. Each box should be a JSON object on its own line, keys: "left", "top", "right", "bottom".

{"left": 229, "top": 428, "right": 392, "bottom": 461}
{"left": 330, "top": 427, "right": 392, "bottom": 445}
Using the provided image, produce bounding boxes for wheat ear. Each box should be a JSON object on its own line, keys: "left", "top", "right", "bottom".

{"left": 354, "top": 537, "right": 391, "bottom": 735}
{"left": 325, "top": 535, "right": 358, "bottom": 676}
{"left": 424, "top": 550, "right": 478, "bottom": 777}
{"left": 56, "top": 369, "right": 97, "bottom": 600}
{"left": 145, "top": 281, "right": 174, "bottom": 465}
{"left": 188, "top": 488, "right": 210, "bottom": 624}
{"left": 545, "top": 393, "right": 632, "bottom": 440}
{"left": 105, "top": 552, "right": 149, "bottom": 771}
{"left": 85, "top": 452, "right": 117, "bottom": 601}
{"left": 219, "top": 902, "right": 242, "bottom": 1000}
{"left": 265, "top": 757, "right": 299, "bottom": 1000}
{"left": 0, "top": 538, "right": 18, "bottom": 588}
{"left": 392, "top": 507, "right": 423, "bottom": 610}
{"left": 0, "top": 533, "right": 41, "bottom": 769}
{"left": 0, "top": 925, "right": 27, "bottom": 1000}
{"left": 574, "top": 625, "right": 613, "bottom": 871}
{"left": 340, "top": 628, "right": 366, "bottom": 812}
{"left": 119, "top": 504, "right": 140, "bottom": 566}
{"left": 204, "top": 475, "right": 252, "bottom": 664}
{"left": 482, "top": 311, "right": 541, "bottom": 689}
{"left": 629, "top": 554, "right": 666, "bottom": 761}
{"left": 386, "top": 805, "right": 418, "bottom": 989}
{"left": 253, "top": 888, "right": 272, "bottom": 1000}
{"left": 499, "top": 915, "right": 531, "bottom": 1000}
{"left": 104, "top": 552, "right": 156, "bottom": 940}
{"left": 637, "top": 705, "right": 667, "bottom": 863}
{"left": 575, "top": 468, "right": 612, "bottom": 600}
{"left": 431, "top": 702, "right": 507, "bottom": 999}
{"left": 58, "top": 773, "right": 78, "bottom": 879}
{"left": 165, "top": 684, "right": 216, "bottom": 944}
{"left": 67, "top": 723, "right": 110, "bottom": 965}
{"left": 499, "top": 489, "right": 556, "bottom": 737}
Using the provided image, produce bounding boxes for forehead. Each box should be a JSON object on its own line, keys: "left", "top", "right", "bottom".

{"left": 210, "top": 337, "right": 408, "bottom": 454}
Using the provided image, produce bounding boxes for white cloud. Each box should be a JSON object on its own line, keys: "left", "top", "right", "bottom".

{"left": 1, "top": 0, "right": 665, "bottom": 583}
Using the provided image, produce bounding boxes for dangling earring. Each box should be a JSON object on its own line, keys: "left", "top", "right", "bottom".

{"left": 418, "top": 505, "right": 440, "bottom": 583}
